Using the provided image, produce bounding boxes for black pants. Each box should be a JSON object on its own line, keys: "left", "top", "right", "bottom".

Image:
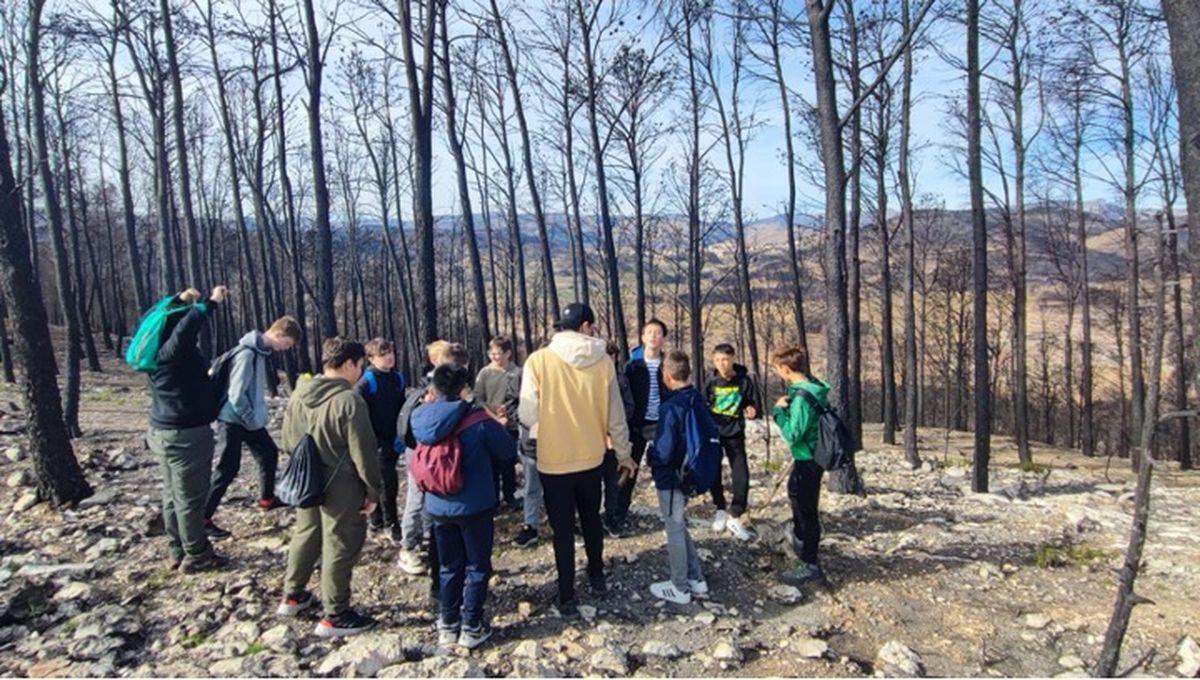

{"left": 205, "top": 422, "right": 278, "bottom": 520}
{"left": 613, "top": 422, "right": 655, "bottom": 527}
{"left": 600, "top": 450, "right": 620, "bottom": 526}
{"left": 541, "top": 464, "right": 604, "bottom": 603}
{"left": 371, "top": 446, "right": 401, "bottom": 527}
{"left": 787, "top": 459, "right": 824, "bottom": 564}
{"left": 493, "top": 431, "right": 518, "bottom": 503}
{"left": 710, "top": 435, "right": 750, "bottom": 517}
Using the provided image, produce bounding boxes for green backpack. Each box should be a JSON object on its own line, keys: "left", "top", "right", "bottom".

{"left": 125, "top": 296, "right": 192, "bottom": 373}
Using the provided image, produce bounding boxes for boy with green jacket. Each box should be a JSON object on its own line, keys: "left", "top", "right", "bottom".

{"left": 770, "top": 346, "right": 828, "bottom": 586}
{"left": 277, "top": 338, "right": 382, "bottom": 638}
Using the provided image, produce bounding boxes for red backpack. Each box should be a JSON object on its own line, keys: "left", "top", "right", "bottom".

{"left": 411, "top": 410, "right": 493, "bottom": 495}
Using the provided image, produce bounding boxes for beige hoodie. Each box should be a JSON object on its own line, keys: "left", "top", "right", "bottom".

{"left": 518, "top": 331, "right": 632, "bottom": 474}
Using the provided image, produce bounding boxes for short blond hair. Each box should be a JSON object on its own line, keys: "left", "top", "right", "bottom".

{"left": 426, "top": 339, "right": 451, "bottom": 364}
{"left": 267, "top": 316, "right": 301, "bottom": 343}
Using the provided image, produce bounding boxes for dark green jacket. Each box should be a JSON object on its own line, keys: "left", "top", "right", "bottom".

{"left": 282, "top": 375, "right": 382, "bottom": 503}
{"left": 772, "top": 379, "right": 830, "bottom": 462}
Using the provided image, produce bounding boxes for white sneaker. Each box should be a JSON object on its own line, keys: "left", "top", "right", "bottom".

{"left": 650, "top": 580, "right": 692, "bottom": 605}
{"left": 726, "top": 517, "right": 753, "bottom": 542}
{"left": 688, "top": 579, "right": 710, "bottom": 597}
{"left": 397, "top": 549, "right": 426, "bottom": 576}
{"left": 711, "top": 510, "right": 729, "bottom": 532}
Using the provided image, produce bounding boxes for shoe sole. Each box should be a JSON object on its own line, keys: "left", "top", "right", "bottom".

{"left": 313, "top": 622, "right": 374, "bottom": 638}
{"left": 276, "top": 599, "right": 315, "bottom": 617}
{"left": 398, "top": 564, "right": 426, "bottom": 576}
{"left": 458, "top": 631, "right": 492, "bottom": 650}
{"left": 651, "top": 594, "right": 692, "bottom": 605}
{"left": 514, "top": 538, "right": 538, "bottom": 548}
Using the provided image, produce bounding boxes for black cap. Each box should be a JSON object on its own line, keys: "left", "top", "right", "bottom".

{"left": 554, "top": 302, "right": 596, "bottom": 331}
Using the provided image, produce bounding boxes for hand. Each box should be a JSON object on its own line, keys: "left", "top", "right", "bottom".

{"left": 745, "top": 406, "right": 758, "bottom": 420}
{"left": 496, "top": 415, "right": 509, "bottom": 427}
{"left": 617, "top": 458, "right": 637, "bottom": 483}
{"left": 178, "top": 288, "right": 202, "bottom": 304}
{"left": 210, "top": 285, "right": 229, "bottom": 303}
{"left": 775, "top": 395, "right": 791, "bottom": 409}
{"left": 361, "top": 499, "right": 377, "bottom": 516}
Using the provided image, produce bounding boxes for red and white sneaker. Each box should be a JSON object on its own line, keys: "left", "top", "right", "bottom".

{"left": 314, "top": 609, "right": 377, "bottom": 638}
{"left": 276, "top": 590, "right": 316, "bottom": 617}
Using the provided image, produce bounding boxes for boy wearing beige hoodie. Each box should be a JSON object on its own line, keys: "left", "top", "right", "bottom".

{"left": 518, "top": 303, "right": 636, "bottom": 616}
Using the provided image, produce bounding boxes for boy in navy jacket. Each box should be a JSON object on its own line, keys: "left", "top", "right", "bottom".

{"left": 647, "top": 350, "right": 711, "bottom": 606}
{"left": 410, "top": 363, "right": 516, "bottom": 651}
{"left": 356, "top": 338, "right": 406, "bottom": 541}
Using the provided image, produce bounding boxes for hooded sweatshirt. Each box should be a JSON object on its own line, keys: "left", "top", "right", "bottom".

{"left": 148, "top": 297, "right": 220, "bottom": 430}
{"left": 518, "top": 331, "right": 632, "bottom": 474}
{"left": 704, "top": 363, "right": 760, "bottom": 439}
{"left": 411, "top": 399, "right": 517, "bottom": 518}
{"left": 281, "top": 375, "right": 382, "bottom": 502}
{"left": 356, "top": 366, "right": 406, "bottom": 449}
{"left": 772, "top": 379, "right": 831, "bottom": 462}
{"left": 218, "top": 330, "right": 272, "bottom": 431}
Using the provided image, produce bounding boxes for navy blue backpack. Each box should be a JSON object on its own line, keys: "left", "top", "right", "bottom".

{"left": 677, "top": 406, "right": 723, "bottom": 497}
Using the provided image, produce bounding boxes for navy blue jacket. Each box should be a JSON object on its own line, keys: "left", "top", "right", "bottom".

{"left": 357, "top": 367, "right": 406, "bottom": 451}
{"left": 148, "top": 297, "right": 220, "bottom": 430}
{"left": 411, "top": 398, "right": 517, "bottom": 518}
{"left": 650, "top": 386, "right": 714, "bottom": 491}
{"left": 625, "top": 357, "right": 669, "bottom": 427}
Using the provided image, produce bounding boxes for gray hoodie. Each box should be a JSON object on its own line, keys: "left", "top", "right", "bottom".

{"left": 218, "top": 330, "right": 272, "bottom": 430}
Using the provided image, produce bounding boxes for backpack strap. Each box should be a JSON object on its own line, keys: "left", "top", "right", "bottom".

{"left": 364, "top": 370, "right": 378, "bottom": 396}
{"left": 452, "top": 409, "right": 493, "bottom": 437}
{"left": 794, "top": 388, "right": 829, "bottom": 415}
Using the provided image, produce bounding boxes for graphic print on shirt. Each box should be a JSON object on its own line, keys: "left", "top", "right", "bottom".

{"left": 711, "top": 384, "right": 743, "bottom": 418}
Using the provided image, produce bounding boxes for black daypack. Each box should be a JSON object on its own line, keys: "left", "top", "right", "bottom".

{"left": 276, "top": 408, "right": 346, "bottom": 508}
{"left": 794, "top": 389, "right": 853, "bottom": 472}
{"left": 209, "top": 345, "right": 254, "bottom": 409}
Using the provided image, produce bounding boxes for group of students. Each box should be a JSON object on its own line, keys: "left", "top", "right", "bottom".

{"left": 143, "top": 291, "right": 832, "bottom": 650}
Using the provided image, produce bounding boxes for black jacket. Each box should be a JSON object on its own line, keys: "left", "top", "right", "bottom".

{"left": 394, "top": 371, "right": 433, "bottom": 452}
{"left": 625, "top": 356, "right": 668, "bottom": 427}
{"left": 357, "top": 367, "right": 406, "bottom": 451}
{"left": 704, "top": 364, "right": 760, "bottom": 438}
{"left": 148, "top": 297, "right": 220, "bottom": 430}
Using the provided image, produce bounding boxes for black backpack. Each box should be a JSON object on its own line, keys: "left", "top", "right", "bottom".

{"left": 276, "top": 409, "right": 346, "bottom": 508}
{"left": 209, "top": 346, "right": 253, "bottom": 409}
{"left": 795, "top": 390, "right": 852, "bottom": 472}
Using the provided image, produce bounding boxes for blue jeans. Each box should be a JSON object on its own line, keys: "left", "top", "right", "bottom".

{"left": 522, "top": 454, "right": 543, "bottom": 528}
{"left": 432, "top": 511, "right": 494, "bottom": 629}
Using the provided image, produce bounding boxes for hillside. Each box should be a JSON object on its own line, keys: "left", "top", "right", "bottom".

{"left": 0, "top": 354, "right": 1197, "bottom": 678}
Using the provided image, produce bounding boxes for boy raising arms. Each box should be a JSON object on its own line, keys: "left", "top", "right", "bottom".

{"left": 704, "top": 343, "right": 759, "bottom": 541}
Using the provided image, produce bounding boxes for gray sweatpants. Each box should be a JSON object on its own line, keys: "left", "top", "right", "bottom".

{"left": 148, "top": 425, "right": 215, "bottom": 561}
{"left": 657, "top": 487, "right": 704, "bottom": 592}
{"left": 400, "top": 449, "right": 429, "bottom": 551}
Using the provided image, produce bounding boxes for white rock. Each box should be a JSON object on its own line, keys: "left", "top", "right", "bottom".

{"left": 53, "top": 581, "right": 94, "bottom": 603}
{"left": 1058, "top": 654, "right": 1085, "bottom": 670}
{"left": 770, "top": 585, "right": 803, "bottom": 605}
{"left": 3, "top": 446, "right": 23, "bottom": 463}
{"left": 260, "top": 625, "right": 297, "bottom": 654}
{"left": 85, "top": 538, "right": 119, "bottom": 561}
{"left": 875, "top": 640, "right": 926, "bottom": 677}
{"left": 641, "top": 640, "right": 682, "bottom": 659}
{"left": 316, "top": 633, "right": 406, "bottom": 677}
{"left": 795, "top": 637, "right": 829, "bottom": 659}
{"left": 1024, "top": 613, "right": 1051, "bottom": 630}
{"left": 14, "top": 491, "right": 38, "bottom": 512}
{"left": 6, "top": 469, "right": 29, "bottom": 488}
{"left": 578, "top": 604, "right": 598, "bottom": 621}
{"left": 16, "top": 562, "right": 90, "bottom": 578}
{"left": 513, "top": 639, "right": 541, "bottom": 659}
{"left": 588, "top": 646, "right": 629, "bottom": 676}
{"left": 1178, "top": 637, "right": 1200, "bottom": 678}
{"left": 694, "top": 611, "right": 717, "bottom": 625}
{"left": 712, "top": 641, "right": 743, "bottom": 663}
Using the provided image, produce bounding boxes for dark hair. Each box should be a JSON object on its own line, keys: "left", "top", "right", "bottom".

{"left": 605, "top": 341, "right": 620, "bottom": 358}
{"left": 431, "top": 363, "right": 470, "bottom": 398}
{"left": 489, "top": 336, "right": 514, "bottom": 354}
{"left": 663, "top": 350, "right": 691, "bottom": 383}
{"left": 365, "top": 337, "right": 395, "bottom": 358}
{"left": 771, "top": 346, "right": 811, "bottom": 375}
{"left": 322, "top": 337, "right": 366, "bottom": 369}
{"left": 642, "top": 318, "right": 668, "bottom": 336}
{"left": 444, "top": 342, "right": 469, "bottom": 369}
{"left": 713, "top": 343, "right": 736, "bottom": 357}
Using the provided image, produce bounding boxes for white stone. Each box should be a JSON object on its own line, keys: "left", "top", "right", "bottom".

{"left": 641, "top": 640, "right": 681, "bottom": 659}
{"left": 875, "top": 640, "right": 926, "bottom": 677}
{"left": 6, "top": 469, "right": 29, "bottom": 488}
{"left": 770, "top": 584, "right": 803, "bottom": 605}
{"left": 712, "top": 641, "right": 743, "bottom": 663}
{"left": 1058, "top": 654, "right": 1085, "bottom": 670}
{"left": 53, "top": 581, "right": 94, "bottom": 603}
{"left": 1178, "top": 637, "right": 1200, "bottom": 678}
{"left": 14, "top": 492, "right": 38, "bottom": 512}
{"left": 588, "top": 646, "right": 629, "bottom": 676}
{"left": 1024, "top": 613, "right": 1051, "bottom": 630}
{"left": 260, "top": 625, "right": 297, "bottom": 654}
{"left": 578, "top": 604, "right": 598, "bottom": 620}
{"left": 795, "top": 637, "right": 829, "bottom": 659}
{"left": 513, "top": 639, "right": 541, "bottom": 659}
{"left": 3, "top": 446, "right": 23, "bottom": 463}
{"left": 316, "top": 633, "right": 406, "bottom": 677}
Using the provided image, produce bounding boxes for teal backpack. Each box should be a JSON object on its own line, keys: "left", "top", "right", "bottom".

{"left": 125, "top": 296, "right": 192, "bottom": 373}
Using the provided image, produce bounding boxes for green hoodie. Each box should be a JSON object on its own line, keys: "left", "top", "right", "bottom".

{"left": 772, "top": 379, "right": 831, "bottom": 462}
{"left": 282, "top": 375, "right": 382, "bottom": 502}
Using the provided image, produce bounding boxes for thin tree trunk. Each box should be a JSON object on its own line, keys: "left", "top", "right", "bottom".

{"left": 900, "top": 0, "right": 920, "bottom": 468}
{"left": 159, "top": 0, "right": 204, "bottom": 289}
{"left": 967, "top": 0, "right": 990, "bottom": 492}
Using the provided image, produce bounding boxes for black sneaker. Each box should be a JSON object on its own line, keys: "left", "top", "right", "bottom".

{"left": 553, "top": 598, "right": 580, "bottom": 621}
{"left": 458, "top": 623, "right": 493, "bottom": 650}
{"left": 276, "top": 590, "right": 317, "bottom": 617}
{"left": 180, "top": 549, "right": 228, "bottom": 573}
{"left": 603, "top": 521, "right": 623, "bottom": 539}
{"left": 589, "top": 573, "right": 608, "bottom": 595}
{"left": 314, "top": 609, "right": 377, "bottom": 638}
{"left": 513, "top": 525, "right": 538, "bottom": 548}
{"left": 388, "top": 524, "right": 403, "bottom": 545}
{"left": 204, "top": 520, "right": 232, "bottom": 540}
{"left": 369, "top": 516, "right": 385, "bottom": 532}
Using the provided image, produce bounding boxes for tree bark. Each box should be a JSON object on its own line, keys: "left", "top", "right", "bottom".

{"left": 967, "top": 0, "right": 991, "bottom": 492}
{"left": 299, "top": 0, "right": 337, "bottom": 340}
{"left": 900, "top": 0, "right": 921, "bottom": 468}
{"left": 159, "top": 0, "right": 204, "bottom": 289}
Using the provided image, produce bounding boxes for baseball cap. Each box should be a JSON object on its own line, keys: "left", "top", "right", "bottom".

{"left": 554, "top": 302, "right": 596, "bottom": 331}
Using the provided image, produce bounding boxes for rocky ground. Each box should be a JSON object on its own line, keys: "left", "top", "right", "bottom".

{"left": 1, "top": 357, "right": 1198, "bottom": 678}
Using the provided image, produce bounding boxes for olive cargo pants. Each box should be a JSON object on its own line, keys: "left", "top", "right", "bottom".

{"left": 283, "top": 473, "right": 367, "bottom": 617}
